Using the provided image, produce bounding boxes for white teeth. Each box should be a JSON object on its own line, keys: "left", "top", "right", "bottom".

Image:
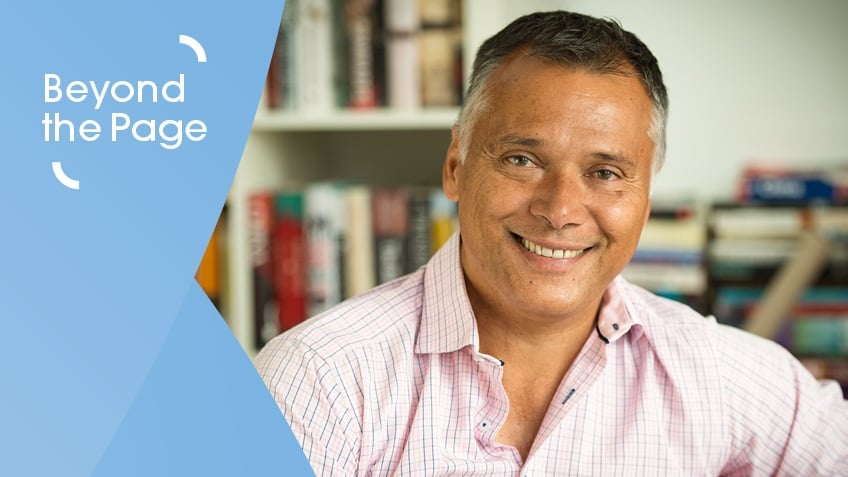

{"left": 521, "top": 238, "right": 585, "bottom": 259}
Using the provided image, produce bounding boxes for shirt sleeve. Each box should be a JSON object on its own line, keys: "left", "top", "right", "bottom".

{"left": 775, "top": 357, "right": 848, "bottom": 474}
{"left": 254, "top": 334, "right": 362, "bottom": 476}
{"left": 716, "top": 325, "right": 848, "bottom": 476}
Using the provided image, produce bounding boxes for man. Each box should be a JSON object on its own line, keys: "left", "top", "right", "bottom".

{"left": 255, "top": 10, "right": 848, "bottom": 475}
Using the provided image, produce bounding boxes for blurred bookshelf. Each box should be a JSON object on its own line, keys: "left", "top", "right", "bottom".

{"left": 192, "top": 0, "right": 848, "bottom": 394}
{"left": 196, "top": 0, "right": 483, "bottom": 357}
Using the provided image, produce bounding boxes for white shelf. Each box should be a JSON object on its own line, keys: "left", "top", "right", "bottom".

{"left": 251, "top": 107, "right": 460, "bottom": 131}
{"left": 226, "top": 0, "right": 513, "bottom": 355}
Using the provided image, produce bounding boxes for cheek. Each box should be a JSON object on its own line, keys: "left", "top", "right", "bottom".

{"left": 597, "top": 195, "right": 649, "bottom": 241}
{"left": 462, "top": 173, "right": 514, "bottom": 215}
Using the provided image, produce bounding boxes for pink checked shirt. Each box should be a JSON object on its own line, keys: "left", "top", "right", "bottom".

{"left": 255, "top": 233, "right": 848, "bottom": 476}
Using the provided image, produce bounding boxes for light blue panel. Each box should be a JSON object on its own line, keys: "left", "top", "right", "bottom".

{"left": 90, "top": 283, "right": 313, "bottom": 477}
{"left": 0, "top": 1, "right": 313, "bottom": 476}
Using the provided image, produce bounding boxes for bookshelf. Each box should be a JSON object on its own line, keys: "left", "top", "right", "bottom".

{"left": 226, "top": 112, "right": 455, "bottom": 353}
{"left": 214, "top": 0, "right": 848, "bottom": 391}
{"left": 220, "top": 0, "right": 559, "bottom": 355}
{"left": 705, "top": 202, "right": 848, "bottom": 393}
{"left": 251, "top": 108, "right": 460, "bottom": 131}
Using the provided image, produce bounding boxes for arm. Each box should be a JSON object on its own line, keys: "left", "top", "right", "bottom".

{"left": 717, "top": 325, "right": 848, "bottom": 475}
{"left": 771, "top": 358, "right": 848, "bottom": 474}
{"left": 254, "top": 335, "right": 362, "bottom": 476}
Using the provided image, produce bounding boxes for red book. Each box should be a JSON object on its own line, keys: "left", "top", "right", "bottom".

{"left": 273, "top": 191, "right": 307, "bottom": 332}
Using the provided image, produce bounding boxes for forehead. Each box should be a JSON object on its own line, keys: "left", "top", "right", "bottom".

{"left": 476, "top": 54, "right": 654, "bottom": 152}
{"left": 488, "top": 52, "right": 650, "bottom": 113}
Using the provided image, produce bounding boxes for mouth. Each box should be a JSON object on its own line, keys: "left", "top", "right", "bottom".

{"left": 514, "top": 234, "right": 589, "bottom": 259}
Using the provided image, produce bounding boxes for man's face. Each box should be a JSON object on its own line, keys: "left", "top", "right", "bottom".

{"left": 443, "top": 54, "right": 655, "bottom": 324}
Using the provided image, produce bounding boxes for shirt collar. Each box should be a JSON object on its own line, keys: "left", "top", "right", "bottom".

{"left": 416, "top": 233, "right": 645, "bottom": 354}
{"left": 417, "top": 233, "right": 480, "bottom": 354}
{"left": 595, "top": 275, "right": 645, "bottom": 344}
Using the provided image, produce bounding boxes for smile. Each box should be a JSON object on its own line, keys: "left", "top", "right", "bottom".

{"left": 521, "top": 237, "right": 586, "bottom": 259}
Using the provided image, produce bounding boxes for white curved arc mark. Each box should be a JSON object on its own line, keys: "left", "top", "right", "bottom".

{"left": 52, "top": 162, "right": 80, "bottom": 190}
{"left": 179, "top": 34, "right": 207, "bottom": 63}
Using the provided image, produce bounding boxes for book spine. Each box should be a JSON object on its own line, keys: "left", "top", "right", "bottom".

{"left": 277, "top": 0, "right": 300, "bottom": 111}
{"left": 406, "top": 186, "right": 431, "bottom": 272}
{"left": 344, "top": 0, "right": 380, "bottom": 109}
{"left": 344, "top": 184, "right": 376, "bottom": 297}
{"left": 196, "top": 212, "right": 223, "bottom": 307}
{"left": 429, "top": 189, "right": 457, "bottom": 254}
{"left": 372, "top": 187, "right": 409, "bottom": 284}
{"left": 418, "top": 0, "right": 462, "bottom": 107}
{"left": 263, "top": 42, "right": 279, "bottom": 110}
{"left": 305, "top": 183, "right": 345, "bottom": 316}
{"left": 248, "top": 192, "right": 279, "bottom": 348}
{"left": 384, "top": 0, "right": 420, "bottom": 109}
{"left": 273, "top": 191, "right": 307, "bottom": 331}
{"left": 294, "top": 0, "right": 336, "bottom": 112}
{"left": 741, "top": 176, "right": 842, "bottom": 204}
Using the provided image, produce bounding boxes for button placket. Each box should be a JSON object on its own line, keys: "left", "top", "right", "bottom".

{"left": 473, "top": 355, "right": 507, "bottom": 446}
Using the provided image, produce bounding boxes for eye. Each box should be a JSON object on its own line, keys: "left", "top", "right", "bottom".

{"left": 505, "top": 155, "right": 533, "bottom": 167}
{"left": 592, "top": 169, "right": 620, "bottom": 181}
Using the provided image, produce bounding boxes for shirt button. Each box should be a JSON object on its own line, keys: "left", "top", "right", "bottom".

{"left": 481, "top": 422, "right": 488, "bottom": 428}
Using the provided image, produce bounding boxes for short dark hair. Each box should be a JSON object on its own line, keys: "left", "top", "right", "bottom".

{"left": 457, "top": 11, "right": 669, "bottom": 173}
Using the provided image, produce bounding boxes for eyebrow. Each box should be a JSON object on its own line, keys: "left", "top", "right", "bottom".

{"left": 496, "top": 135, "right": 543, "bottom": 148}
{"left": 592, "top": 151, "right": 636, "bottom": 169}
{"left": 497, "top": 134, "right": 637, "bottom": 169}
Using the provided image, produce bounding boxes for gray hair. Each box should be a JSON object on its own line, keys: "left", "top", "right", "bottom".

{"left": 456, "top": 11, "right": 669, "bottom": 175}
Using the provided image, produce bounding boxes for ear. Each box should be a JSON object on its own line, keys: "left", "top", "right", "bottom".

{"left": 642, "top": 196, "right": 652, "bottom": 228}
{"left": 442, "top": 126, "right": 463, "bottom": 202}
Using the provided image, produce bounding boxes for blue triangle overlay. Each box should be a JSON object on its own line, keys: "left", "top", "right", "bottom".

{"left": 0, "top": 1, "right": 314, "bottom": 475}
{"left": 90, "top": 283, "right": 313, "bottom": 477}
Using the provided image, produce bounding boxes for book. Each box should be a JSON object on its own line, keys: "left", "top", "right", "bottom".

{"left": 384, "top": 0, "right": 420, "bottom": 109}
{"left": 248, "top": 192, "right": 280, "bottom": 348}
{"left": 635, "top": 212, "right": 705, "bottom": 262}
{"left": 196, "top": 209, "right": 225, "bottom": 311}
{"left": 304, "top": 182, "right": 347, "bottom": 316}
{"left": 418, "top": 29, "right": 460, "bottom": 107}
{"left": 343, "top": 0, "right": 382, "bottom": 109}
{"left": 429, "top": 189, "right": 456, "bottom": 254}
{"left": 707, "top": 204, "right": 848, "bottom": 282}
{"left": 344, "top": 184, "right": 376, "bottom": 297}
{"left": 273, "top": 191, "right": 307, "bottom": 331}
{"left": 263, "top": 46, "right": 279, "bottom": 110}
{"left": 292, "top": 0, "right": 337, "bottom": 112}
{"left": 620, "top": 262, "right": 706, "bottom": 296}
{"left": 737, "top": 161, "right": 848, "bottom": 205}
{"left": 266, "top": 0, "right": 299, "bottom": 110}
{"left": 406, "top": 186, "right": 432, "bottom": 272}
{"left": 710, "top": 205, "right": 806, "bottom": 239}
{"left": 791, "top": 317, "right": 848, "bottom": 356}
{"left": 418, "top": 0, "right": 461, "bottom": 107}
{"left": 372, "top": 187, "right": 409, "bottom": 284}
{"left": 624, "top": 199, "right": 707, "bottom": 309}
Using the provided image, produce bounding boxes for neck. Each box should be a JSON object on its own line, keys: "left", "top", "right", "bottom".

{"left": 470, "top": 291, "right": 600, "bottom": 367}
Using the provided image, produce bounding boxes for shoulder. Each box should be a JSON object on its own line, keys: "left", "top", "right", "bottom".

{"left": 617, "top": 277, "right": 799, "bottom": 390}
{"left": 255, "top": 268, "right": 425, "bottom": 385}
{"left": 617, "top": 279, "right": 848, "bottom": 472}
{"left": 617, "top": 278, "right": 715, "bottom": 339}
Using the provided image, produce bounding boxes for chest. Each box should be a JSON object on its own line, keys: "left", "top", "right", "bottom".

{"left": 494, "top": 368, "right": 568, "bottom": 459}
{"left": 357, "top": 348, "right": 727, "bottom": 475}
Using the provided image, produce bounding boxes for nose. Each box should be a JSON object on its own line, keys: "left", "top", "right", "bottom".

{"left": 528, "top": 170, "right": 587, "bottom": 229}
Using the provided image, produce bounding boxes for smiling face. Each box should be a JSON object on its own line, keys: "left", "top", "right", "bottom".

{"left": 443, "top": 54, "right": 655, "bottom": 326}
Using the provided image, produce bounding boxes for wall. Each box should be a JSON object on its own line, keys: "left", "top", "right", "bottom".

{"left": 466, "top": 0, "right": 848, "bottom": 200}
